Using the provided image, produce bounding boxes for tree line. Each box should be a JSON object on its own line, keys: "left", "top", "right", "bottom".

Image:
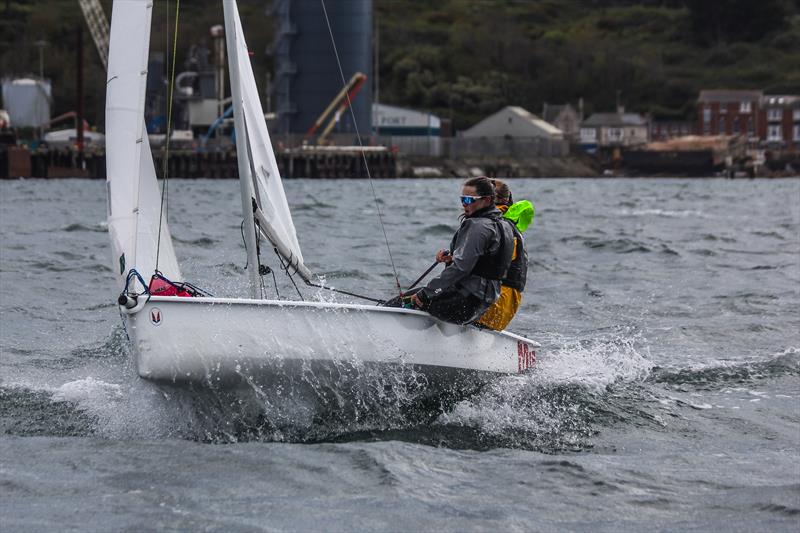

{"left": 1, "top": 0, "right": 797, "bottom": 133}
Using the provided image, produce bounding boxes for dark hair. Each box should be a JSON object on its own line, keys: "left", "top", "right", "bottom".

{"left": 492, "top": 179, "right": 512, "bottom": 205}
{"left": 463, "top": 176, "right": 495, "bottom": 198}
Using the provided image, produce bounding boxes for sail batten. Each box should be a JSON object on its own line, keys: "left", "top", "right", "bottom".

{"left": 224, "top": 0, "right": 311, "bottom": 287}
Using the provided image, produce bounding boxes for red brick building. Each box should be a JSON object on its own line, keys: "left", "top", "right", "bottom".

{"left": 697, "top": 90, "right": 800, "bottom": 151}
{"left": 697, "top": 90, "right": 762, "bottom": 140}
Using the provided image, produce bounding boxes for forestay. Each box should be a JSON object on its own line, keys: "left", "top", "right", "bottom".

{"left": 105, "top": 0, "right": 181, "bottom": 291}
{"left": 224, "top": 0, "right": 311, "bottom": 282}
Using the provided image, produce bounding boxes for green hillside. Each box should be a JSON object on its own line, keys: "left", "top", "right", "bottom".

{"left": 1, "top": 0, "right": 797, "bottom": 132}
{"left": 375, "top": 0, "right": 800, "bottom": 130}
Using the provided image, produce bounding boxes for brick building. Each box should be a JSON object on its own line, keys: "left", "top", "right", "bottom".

{"left": 697, "top": 90, "right": 762, "bottom": 140}
{"left": 697, "top": 90, "right": 800, "bottom": 151}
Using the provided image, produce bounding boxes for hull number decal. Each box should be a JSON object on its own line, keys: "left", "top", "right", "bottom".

{"left": 517, "top": 341, "right": 535, "bottom": 372}
{"left": 150, "top": 307, "right": 162, "bottom": 326}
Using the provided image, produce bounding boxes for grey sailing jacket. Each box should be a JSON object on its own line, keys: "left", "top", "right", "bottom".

{"left": 421, "top": 206, "right": 514, "bottom": 306}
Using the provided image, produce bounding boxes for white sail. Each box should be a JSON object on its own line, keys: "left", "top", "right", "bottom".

{"left": 105, "top": 0, "right": 181, "bottom": 291}
{"left": 224, "top": 0, "right": 312, "bottom": 282}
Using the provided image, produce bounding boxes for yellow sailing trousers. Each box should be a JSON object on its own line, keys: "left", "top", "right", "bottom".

{"left": 477, "top": 285, "right": 522, "bottom": 331}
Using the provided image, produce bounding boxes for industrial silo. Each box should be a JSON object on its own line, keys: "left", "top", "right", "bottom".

{"left": 273, "top": 0, "right": 372, "bottom": 138}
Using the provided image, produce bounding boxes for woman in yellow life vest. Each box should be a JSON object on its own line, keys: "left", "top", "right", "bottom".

{"left": 477, "top": 179, "right": 534, "bottom": 330}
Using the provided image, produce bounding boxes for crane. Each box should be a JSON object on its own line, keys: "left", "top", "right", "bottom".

{"left": 304, "top": 72, "right": 367, "bottom": 144}
{"left": 78, "top": 0, "right": 110, "bottom": 70}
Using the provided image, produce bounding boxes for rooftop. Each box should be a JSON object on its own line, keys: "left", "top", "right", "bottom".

{"left": 698, "top": 90, "right": 763, "bottom": 103}
{"left": 762, "top": 95, "right": 800, "bottom": 107}
{"left": 506, "top": 106, "right": 563, "bottom": 135}
{"left": 582, "top": 112, "right": 648, "bottom": 127}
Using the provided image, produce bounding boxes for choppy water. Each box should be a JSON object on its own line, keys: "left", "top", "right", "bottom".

{"left": 1, "top": 178, "right": 798, "bottom": 531}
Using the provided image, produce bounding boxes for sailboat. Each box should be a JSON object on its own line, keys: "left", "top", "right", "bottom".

{"left": 106, "top": 0, "right": 539, "bottom": 384}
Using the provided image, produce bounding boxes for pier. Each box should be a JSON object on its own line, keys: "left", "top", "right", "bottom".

{"left": 1, "top": 145, "right": 397, "bottom": 180}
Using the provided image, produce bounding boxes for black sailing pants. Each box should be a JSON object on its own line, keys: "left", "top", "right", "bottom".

{"left": 384, "top": 287, "right": 487, "bottom": 325}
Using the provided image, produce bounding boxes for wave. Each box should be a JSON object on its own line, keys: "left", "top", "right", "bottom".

{"left": 1, "top": 329, "right": 656, "bottom": 450}
{"left": 0, "top": 386, "right": 94, "bottom": 437}
{"left": 61, "top": 222, "right": 107, "bottom": 233}
{"left": 420, "top": 223, "right": 456, "bottom": 236}
{"left": 69, "top": 326, "right": 130, "bottom": 361}
{"left": 702, "top": 233, "right": 737, "bottom": 243}
{"left": 172, "top": 236, "right": 216, "bottom": 247}
{"left": 319, "top": 268, "right": 371, "bottom": 279}
{"left": 751, "top": 230, "right": 787, "bottom": 241}
{"left": 581, "top": 237, "right": 652, "bottom": 254}
{"left": 649, "top": 349, "right": 800, "bottom": 389}
{"left": 9, "top": 328, "right": 794, "bottom": 452}
{"left": 435, "top": 331, "right": 656, "bottom": 450}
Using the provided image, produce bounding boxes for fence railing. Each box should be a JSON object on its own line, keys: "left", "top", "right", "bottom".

{"left": 375, "top": 135, "right": 569, "bottom": 158}
{"left": 266, "top": 132, "right": 569, "bottom": 158}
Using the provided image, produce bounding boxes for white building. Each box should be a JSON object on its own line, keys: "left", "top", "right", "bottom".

{"left": 372, "top": 103, "right": 441, "bottom": 156}
{"left": 580, "top": 111, "right": 649, "bottom": 151}
{"left": 462, "top": 106, "right": 564, "bottom": 140}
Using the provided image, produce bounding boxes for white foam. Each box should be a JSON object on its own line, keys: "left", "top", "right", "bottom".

{"left": 53, "top": 377, "right": 123, "bottom": 403}
{"left": 48, "top": 375, "right": 198, "bottom": 440}
{"left": 439, "top": 330, "right": 654, "bottom": 438}
{"left": 616, "top": 208, "right": 709, "bottom": 219}
{"left": 532, "top": 330, "right": 654, "bottom": 392}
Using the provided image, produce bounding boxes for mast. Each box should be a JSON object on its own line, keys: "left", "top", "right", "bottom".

{"left": 223, "top": 0, "right": 260, "bottom": 298}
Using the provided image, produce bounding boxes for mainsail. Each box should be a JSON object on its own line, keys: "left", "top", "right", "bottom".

{"left": 105, "top": 0, "right": 181, "bottom": 291}
{"left": 223, "top": 0, "right": 312, "bottom": 286}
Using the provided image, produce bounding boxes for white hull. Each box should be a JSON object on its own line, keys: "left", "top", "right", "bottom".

{"left": 123, "top": 296, "right": 539, "bottom": 383}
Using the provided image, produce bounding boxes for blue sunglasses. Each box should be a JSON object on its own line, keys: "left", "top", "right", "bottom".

{"left": 460, "top": 195, "right": 487, "bottom": 205}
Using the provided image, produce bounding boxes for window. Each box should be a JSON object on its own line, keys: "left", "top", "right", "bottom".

{"left": 767, "top": 124, "right": 782, "bottom": 141}
{"left": 608, "top": 128, "right": 623, "bottom": 142}
{"left": 768, "top": 108, "right": 782, "bottom": 121}
{"left": 732, "top": 118, "right": 740, "bottom": 134}
{"left": 747, "top": 118, "right": 754, "bottom": 135}
{"left": 703, "top": 108, "right": 711, "bottom": 125}
{"left": 794, "top": 109, "right": 800, "bottom": 121}
{"left": 580, "top": 128, "right": 596, "bottom": 142}
{"left": 718, "top": 117, "right": 726, "bottom": 133}
{"left": 794, "top": 124, "right": 800, "bottom": 141}
{"left": 740, "top": 101, "right": 752, "bottom": 113}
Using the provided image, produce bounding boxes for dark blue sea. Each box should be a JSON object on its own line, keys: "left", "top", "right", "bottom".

{"left": 1, "top": 177, "right": 798, "bottom": 531}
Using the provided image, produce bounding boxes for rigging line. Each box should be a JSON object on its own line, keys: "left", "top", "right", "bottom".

{"left": 255, "top": 221, "right": 266, "bottom": 299}
{"left": 305, "top": 281, "right": 385, "bottom": 304}
{"left": 155, "top": 0, "right": 181, "bottom": 273}
{"left": 274, "top": 248, "right": 304, "bottom": 301}
{"left": 319, "top": 0, "right": 402, "bottom": 296}
{"left": 271, "top": 268, "right": 280, "bottom": 298}
{"left": 240, "top": 219, "right": 249, "bottom": 269}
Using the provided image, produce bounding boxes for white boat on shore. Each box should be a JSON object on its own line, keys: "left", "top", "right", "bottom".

{"left": 107, "top": 0, "right": 539, "bottom": 385}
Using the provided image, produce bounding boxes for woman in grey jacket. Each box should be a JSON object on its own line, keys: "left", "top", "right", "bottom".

{"left": 410, "top": 176, "right": 514, "bottom": 324}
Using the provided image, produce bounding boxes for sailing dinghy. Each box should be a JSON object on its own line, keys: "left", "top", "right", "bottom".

{"left": 107, "top": 0, "right": 539, "bottom": 384}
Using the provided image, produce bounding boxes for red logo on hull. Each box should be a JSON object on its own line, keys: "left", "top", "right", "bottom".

{"left": 517, "top": 341, "right": 536, "bottom": 372}
{"left": 150, "top": 307, "right": 162, "bottom": 326}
